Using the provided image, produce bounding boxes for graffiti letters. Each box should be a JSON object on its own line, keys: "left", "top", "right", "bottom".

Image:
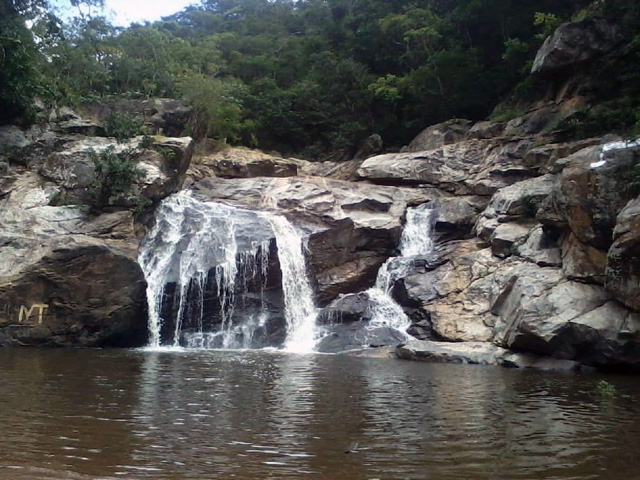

{"left": 18, "top": 304, "right": 49, "bottom": 324}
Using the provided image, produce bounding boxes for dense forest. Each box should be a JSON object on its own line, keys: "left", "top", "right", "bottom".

{"left": 2, "top": 0, "right": 640, "bottom": 158}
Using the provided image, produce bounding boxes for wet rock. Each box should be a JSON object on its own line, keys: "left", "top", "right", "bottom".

{"left": 396, "top": 339, "right": 509, "bottom": 365}
{"left": 532, "top": 19, "right": 623, "bottom": 75}
{"left": 403, "top": 119, "right": 472, "bottom": 153}
{"left": 500, "top": 352, "right": 583, "bottom": 371}
{"left": 397, "top": 339, "right": 586, "bottom": 371}
{"left": 607, "top": 197, "right": 640, "bottom": 310}
{"left": 315, "top": 325, "right": 407, "bottom": 353}
{"left": 316, "top": 293, "right": 373, "bottom": 325}
{"left": 193, "top": 175, "right": 435, "bottom": 302}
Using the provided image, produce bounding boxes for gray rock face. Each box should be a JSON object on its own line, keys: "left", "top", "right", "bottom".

{"left": 0, "top": 173, "right": 147, "bottom": 347}
{"left": 561, "top": 233, "right": 607, "bottom": 283}
{"left": 193, "top": 176, "right": 435, "bottom": 303}
{"left": 80, "top": 98, "right": 193, "bottom": 137}
{"left": 403, "top": 119, "right": 471, "bottom": 153}
{"left": 532, "top": 19, "right": 623, "bottom": 74}
{"left": 398, "top": 241, "right": 501, "bottom": 342}
{"left": 490, "top": 223, "right": 532, "bottom": 258}
{"left": 397, "top": 339, "right": 509, "bottom": 365}
{"left": 607, "top": 197, "right": 640, "bottom": 310}
{"left": 504, "top": 107, "right": 558, "bottom": 136}
{"left": 516, "top": 226, "right": 562, "bottom": 267}
{"left": 538, "top": 140, "right": 640, "bottom": 250}
{"left": 492, "top": 262, "right": 640, "bottom": 367}
{"left": 39, "top": 135, "right": 193, "bottom": 207}
{"left": 187, "top": 147, "right": 297, "bottom": 182}
{"left": 434, "top": 196, "right": 488, "bottom": 240}
{"left": 357, "top": 137, "right": 537, "bottom": 195}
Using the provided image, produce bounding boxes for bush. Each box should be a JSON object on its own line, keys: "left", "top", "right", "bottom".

{"left": 103, "top": 112, "right": 144, "bottom": 143}
{"left": 90, "top": 146, "right": 143, "bottom": 206}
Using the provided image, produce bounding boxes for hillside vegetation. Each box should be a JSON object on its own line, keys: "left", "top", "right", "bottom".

{"left": 2, "top": 0, "right": 640, "bottom": 158}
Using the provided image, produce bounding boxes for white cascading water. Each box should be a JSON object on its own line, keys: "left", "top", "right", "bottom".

{"left": 365, "top": 205, "right": 437, "bottom": 332}
{"left": 139, "top": 191, "right": 318, "bottom": 351}
{"left": 264, "top": 214, "right": 318, "bottom": 352}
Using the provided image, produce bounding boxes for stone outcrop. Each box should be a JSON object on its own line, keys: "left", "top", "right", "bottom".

{"left": 0, "top": 109, "right": 195, "bottom": 347}
{"left": 187, "top": 147, "right": 298, "bottom": 182}
{"left": 396, "top": 340, "right": 583, "bottom": 371}
{"left": 402, "top": 119, "right": 472, "bottom": 153}
{"left": 0, "top": 173, "right": 147, "bottom": 346}
{"left": 192, "top": 175, "right": 436, "bottom": 303}
{"left": 607, "top": 197, "right": 640, "bottom": 311}
{"left": 357, "top": 137, "right": 537, "bottom": 195}
{"left": 532, "top": 19, "right": 623, "bottom": 75}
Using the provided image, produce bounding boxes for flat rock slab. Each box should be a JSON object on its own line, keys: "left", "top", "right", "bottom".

{"left": 396, "top": 339, "right": 584, "bottom": 371}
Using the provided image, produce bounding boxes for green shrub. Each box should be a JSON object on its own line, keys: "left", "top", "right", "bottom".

{"left": 90, "top": 146, "right": 143, "bottom": 206}
{"left": 103, "top": 112, "right": 144, "bottom": 143}
{"left": 596, "top": 380, "right": 616, "bottom": 398}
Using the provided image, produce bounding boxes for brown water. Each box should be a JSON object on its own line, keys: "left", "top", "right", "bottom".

{"left": 0, "top": 348, "right": 638, "bottom": 480}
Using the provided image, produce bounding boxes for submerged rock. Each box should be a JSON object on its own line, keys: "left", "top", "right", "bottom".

{"left": 396, "top": 340, "right": 584, "bottom": 371}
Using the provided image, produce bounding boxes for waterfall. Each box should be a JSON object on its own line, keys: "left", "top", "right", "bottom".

{"left": 139, "top": 191, "right": 318, "bottom": 351}
{"left": 365, "top": 204, "right": 437, "bottom": 333}
{"left": 264, "top": 214, "right": 318, "bottom": 352}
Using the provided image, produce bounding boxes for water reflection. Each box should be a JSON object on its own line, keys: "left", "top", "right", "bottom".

{"left": 0, "top": 349, "right": 639, "bottom": 480}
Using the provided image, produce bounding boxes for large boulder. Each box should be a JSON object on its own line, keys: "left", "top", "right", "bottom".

{"left": 0, "top": 173, "right": 147, "bottom": 347}
{"left": 532, "top": 19, "right": 623, "bottom": 75}
{"left": 80, "top": 98, "right": 193, "bottom": 137}
{"left": 397, "top": 241, "right": 502, "bottom": 342}
{"left": 492, "top": 262, "right": 640, "bottom": 367}
{"left": 402, "top": 119, "right": 472, "bottom": 153}
{"left": 315, "top": 325, "right": 406, "bottom": 353}
{"left": 607, "top": 197, "right": 640, "bottom": 310}
{"left": 357, "top": 137, "right": 537, "bottom": 195}
{"left": 187, "top": 147, "right": 298, "bottom": 182}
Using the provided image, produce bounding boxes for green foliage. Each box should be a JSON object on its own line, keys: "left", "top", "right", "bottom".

{"left": 90, "top": 146, "right": 143, "bottom": 206}
{"left": 5, "top": 0, "right": 640, "bottom": 158}
{"left": 0, "top": 0, "right": 46, "bottom": 123}
{"left": 534, "top": 12, "right": 562, "bottom": 40}
{"left": 103, "top": 112, "right": 144, "bottom": 142}
{"left": 596, "top": 380, "right": 616, "bottom": 398}
{"left": 178, "top": 73, "right": 246, "bottom": 144}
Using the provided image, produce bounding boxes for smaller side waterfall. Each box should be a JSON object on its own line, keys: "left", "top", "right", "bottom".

{"left": 365, "top": 204, "right": 437, "bottom": 333}
{"left": 264, "top": 214, "right": 318, "bottom": 352}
